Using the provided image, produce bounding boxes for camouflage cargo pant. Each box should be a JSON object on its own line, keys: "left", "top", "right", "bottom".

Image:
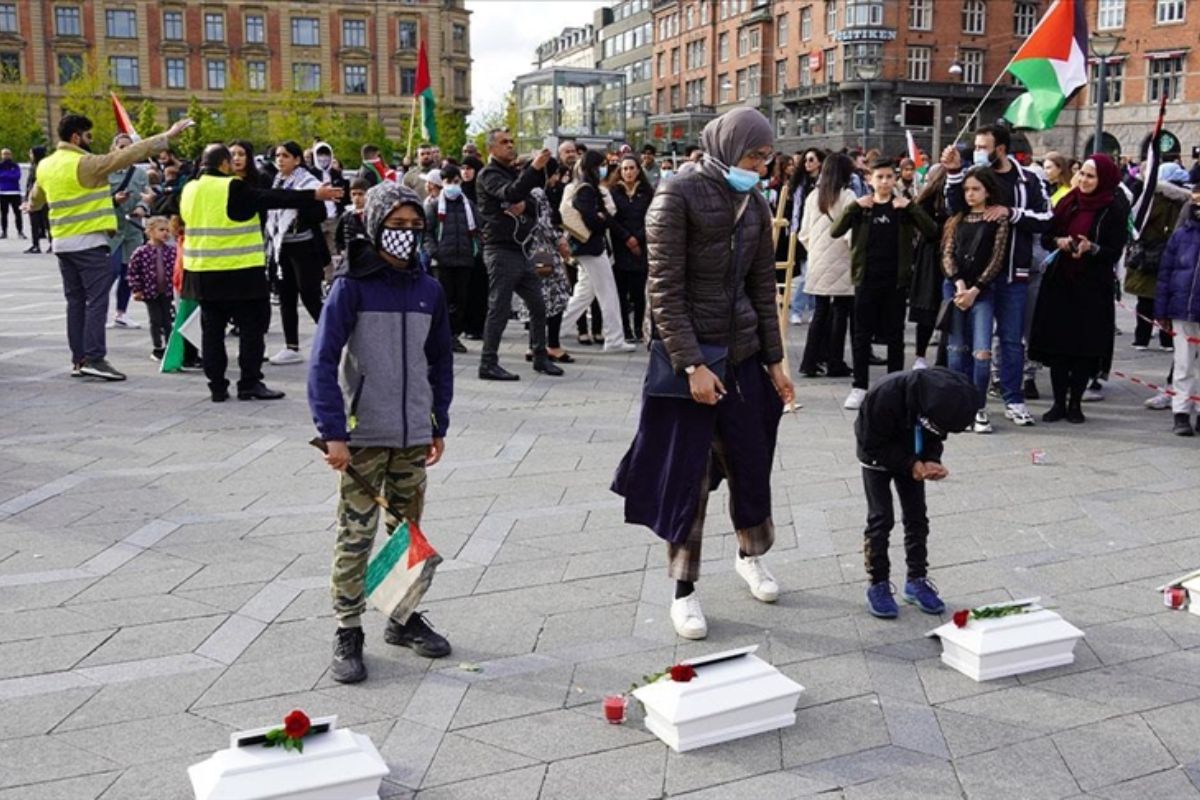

{"left": 331, "top": 445, "right": 427, "bottom": 625}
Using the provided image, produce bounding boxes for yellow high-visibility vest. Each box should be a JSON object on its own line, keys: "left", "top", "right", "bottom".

{"left": 180, "top": 175, "right": 264, "bottom": 272}
{"left": 37, "top": 149, "right": 115, "bottom": 241}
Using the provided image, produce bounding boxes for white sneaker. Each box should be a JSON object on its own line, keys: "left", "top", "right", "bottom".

{"left": 1082, "top": 387, "right": 1104, "bottom": 402}
{"left": 789, "top": 312, "right": 803, "bottom": 325}
{"left": 973, "top": 410, "right": 993, "bottom": 434}
{"left": 844, "top": 388, "right": 867, "bottom": 410}
{"left": 735, "top": 554, "right": 779, "bottom": 603}
{"left": 1145, "top": 392, "right": 1172, "bottom": 410}
{"left": 1004, "top": 402, "right": 1036, "bottom": 426}
{"left": 269, "top": 347, "right": 303, "bottom": 365}
{"left": 670, "top": 594, "right": 708, "bottom": 639}
{"left": 912, "top": 357, "right": 929, "bottom": 370}
{"left": 113, "top": 313, "right": 140, "bottom": 329}
{"left": 603, "top": 341, "right": 638, "bottom": 353}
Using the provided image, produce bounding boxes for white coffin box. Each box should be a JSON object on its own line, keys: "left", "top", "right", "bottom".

{"left": 631, "top": 646, "right": 804, "bottom": 752}
{"left": 188, "top": 716, "right": 389, "bottom": 800}
{"left": 926, "top": 599, "right": 1084, "bottom": 682}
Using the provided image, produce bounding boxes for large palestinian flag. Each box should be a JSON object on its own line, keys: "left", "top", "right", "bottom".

{"left": 1003, "top": 0, "right": 1088, "bottom": 131}
{"left": 365, "top": 520, "right": 442, "bottom": 624}
{"left": 415, "top": 42, "right": 437, "bottom": 144}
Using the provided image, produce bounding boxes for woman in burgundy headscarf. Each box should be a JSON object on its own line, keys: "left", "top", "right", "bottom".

{"left": 1028, "top": 154, "right": 1129, "bottom": 423}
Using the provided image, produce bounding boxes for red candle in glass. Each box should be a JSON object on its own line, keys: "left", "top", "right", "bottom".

{"left": 602, "top": 694, "right": 626, "bottom": 724}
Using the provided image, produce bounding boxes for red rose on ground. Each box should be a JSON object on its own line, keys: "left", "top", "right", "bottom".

{"left": 952, "top": 610, "right": 970, "bottom": 628}
{"left": 283, "top": 710, "right": 311, "bottom": 739}
{"left": 668, "top": 664, "right": 697, "bottom": 682}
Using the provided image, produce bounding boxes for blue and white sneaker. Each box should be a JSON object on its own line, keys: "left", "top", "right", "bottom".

{"left": 866, "top": 581, "right": 899, "bottom": 619}
{"left": 902, "top": 577, "right": 946, "bottom": 614}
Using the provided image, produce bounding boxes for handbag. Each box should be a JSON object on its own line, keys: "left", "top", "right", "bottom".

{"left": 559, "top": 181, "right": 591, "bottom": 242}
{"left": 529, "top": 244, "right": 556, "bottom": 278}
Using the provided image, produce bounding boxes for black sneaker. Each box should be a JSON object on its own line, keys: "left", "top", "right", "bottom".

{"left": 1173, "top": 413, "right": 1195, "bottom": 437}
{"left": 331, "top": 627, "right": 367, "bottom": 683}
{"left": 532, "top": 353, "right": 564, "bottom": 376}
{"left": 384, "top": 612, "right": 451, "bottom": 658}
{"left": 79, "top": 358, "right": 126, "bottom": 381}
{"left": 479, "top": 363, "right": 520, "bottom": 381}
{"left": 451, "top": 337, "right": 468, "bottom": 354}
{"left": 237, "top": 382, "right": 285, "bottom": 401}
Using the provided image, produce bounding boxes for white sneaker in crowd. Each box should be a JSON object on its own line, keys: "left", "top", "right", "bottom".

{"left": 603, "top": 341, "right": 638, "bottom": 353}
{"left": 735, "top": 553, "right": 779, "bottom": 603}
{"left": 1082, "top": 386, "right": 1105, "bottom": 402}
{"left": 1004, "top": 403, "right": 1036, "bottom": 426}
{"left": 843, "top": 388, "right": 867, "bottom": 410}
{"left": 1144, "top": 392, "right": 1172, "bottom": 410}
{"left": 973, "top": 410, "right": 994, "bottom": 434}
{"left": 112, "top": 313, "right": 140, "bottom": 329}
{"left": 670, "top": 594, "right": 708, "bottom": 639}
{"left": 912, "top": 357, "right": 929, "bottom": 370}
{"left": 789, "top": 312, "right": 803, "bottom": 325}
{"left": 269, "top": 348, "right": 304, "bottom": 365}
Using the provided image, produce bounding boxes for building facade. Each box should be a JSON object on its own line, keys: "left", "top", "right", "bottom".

{"left": 534, "top": 25, "right": 596, "bottom": 69}
{"left": 595, "top": 0, "right": 655, "bottom": 145}
{"left": 0, "top": 0, "right": 472, "bottom": 143}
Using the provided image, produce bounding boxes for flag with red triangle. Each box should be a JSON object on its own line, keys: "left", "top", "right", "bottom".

{"left": 1003, "top": 0, "right": 1089, "bottom": 130}
{"left": 364, "top": 519, "right": 442, "bottom": 624}
{"left": 414, "top": 41, "right": 437, "bottom": 144}
{"left": 111, "top": 93, "right": 141, "bottom": 141}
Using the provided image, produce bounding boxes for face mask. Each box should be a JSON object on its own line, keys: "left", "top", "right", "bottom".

{"left": 725, "top": 166, "right": 760, "bottom": 193}
{"left": 661, "top": 169, "right": 673, "bottom": 180}
{"left": 973, "top": 149, "right": 991, "bottom": 169}
{"left": 442, "top": 184, "right": 462, "bottom": 201}
{"left": 379, "top": 228, "right": 421, "bottom": 263}
{"left": 598, "top": 166, "right": 608, "bottom": 180}
{"left": 316, "top": 155, "right": 331, "bottom": 170}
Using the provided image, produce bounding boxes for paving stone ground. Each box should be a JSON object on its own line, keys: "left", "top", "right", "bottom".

{"left": 2, "top": 235, "right": 1200, "bottom": 800}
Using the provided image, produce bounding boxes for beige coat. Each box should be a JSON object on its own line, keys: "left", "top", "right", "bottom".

{"left": 798, "top": 188, "right": 855, "bottom": 297}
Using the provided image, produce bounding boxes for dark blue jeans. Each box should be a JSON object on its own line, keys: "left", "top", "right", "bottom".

{"left": 945, "top": 281, "right": 995, "bottom": 410}
{"left": 992, "top": 276, "right": 1028, "bottom": 405}
{"left": 110, "top": 247, "right": 132, "bottom": 314}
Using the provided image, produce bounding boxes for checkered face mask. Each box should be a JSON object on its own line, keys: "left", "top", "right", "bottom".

{"left": 379, "top": 227, "right": 421, "bottom": 262}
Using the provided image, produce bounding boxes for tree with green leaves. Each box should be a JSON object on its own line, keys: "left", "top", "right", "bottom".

{"left": 135, "top": 99, "right": 164, "bottom": 138}
{"left": 60, "top": 55, "right": 117, "bottom": 148}
{"left": 0, "top": 83, "right": 47, "bottom": 157}
{"left": 435, "top": 109, "right": 467, "bottom": 159}
{"left": 174, "top": 96, "right": 213, "bottom": 160}
{"left": 469, "top": 92, "right": 516, "bottom": 154}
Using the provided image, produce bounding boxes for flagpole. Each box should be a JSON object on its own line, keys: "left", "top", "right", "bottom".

{"left": 405, "top": 95, "right": 418, "bottom": 162}
{"left": 950, "top": 48, "right": 1023, "bottom": 149}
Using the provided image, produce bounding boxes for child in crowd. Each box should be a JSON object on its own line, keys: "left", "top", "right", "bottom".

{"left": 833, "top": 158, "right": 937, "bottom": 410}
{"left": 854, "top": 368, "right": 977, "bottom": 618}
{"left": 307, "top": 182, "right": 454, "bottom": 684}
{"left": 1156, "top": 186, "right": 1200, "bottom": 437}
{"left": 125, "top": 216, "right": 177, "bottom": 361}
{"left": 333, "top": 178, "right": 369, "bottom": 268}
{"left": 425, "top": 163, "right": 478, "bottom": 354}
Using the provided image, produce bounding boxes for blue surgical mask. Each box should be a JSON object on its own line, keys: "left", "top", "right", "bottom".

{"left": 442, "top": 184, "right": 462, "bottom": 200}
{"left": 725, "top": 166, "right": 761, "bottom": 193}
{"left": 598, "top": 166, "right": 608, "bottom": 180}
{"left": 973, "top": 149, "right": 991, "bottom": 169}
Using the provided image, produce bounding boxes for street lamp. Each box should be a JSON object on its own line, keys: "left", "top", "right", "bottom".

{"left": 856, "top": 59, "right": 881, "bottom": 153}
{"left": 1090, "top": 32, "right": 1123, "bottom": 157}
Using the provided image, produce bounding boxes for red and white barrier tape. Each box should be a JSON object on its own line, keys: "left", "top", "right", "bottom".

{"left": 1109, "top": 370, "right": 1200, "bottom": 404}
{"left": 1115, "top": 299, "right": 1200, "bottom": 346}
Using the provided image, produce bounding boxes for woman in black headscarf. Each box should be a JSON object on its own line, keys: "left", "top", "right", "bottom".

{"left": 25, "top": 146, "right": 51, "bottom": 254}
{"left": 612, "top": 108, "right": 794, "bottom": 641}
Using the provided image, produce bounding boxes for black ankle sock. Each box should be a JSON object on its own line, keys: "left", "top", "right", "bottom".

{"left": 674, "top": 580, "right": 694, "bottom": 599}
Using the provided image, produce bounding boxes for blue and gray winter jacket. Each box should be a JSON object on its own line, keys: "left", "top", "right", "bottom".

{"left": 1155, "top": 205, "right": 1200, "bottom": 324}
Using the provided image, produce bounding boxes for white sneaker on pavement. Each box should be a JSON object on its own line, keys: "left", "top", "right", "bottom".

{"left": 1082, "top": 386, "right": 1105, "bottom": 402}
{"left": 1144, "top": 392, "right": 1172, "bottom": 410}
{"left": 844, "top": 387, "right": 867, "bottom": 410}
{"left": 735, "top": 553, "right": 779, "bottom": 603}
{"left": 113, "top": 313, "right": 140, "bottom": 329}
{"left": 603, "top": 341, "right": 638, "bottom": 353}
{"left": 789, "top": 312, "right": 803, "bottom": 325}
{"left": 912, "top": 357, "right": 928, "bottom": 370}
{"left": 1004, "top": 402, "right": 1036, "bottom": 426}
{"left": 973, "top": 410, "right": 993, "bottom": 434}
{"left": 670, "top": 594, "right": 708, "bottom": 639}
{"left": 269, "top": 347, "right": 304, "bottom": 365}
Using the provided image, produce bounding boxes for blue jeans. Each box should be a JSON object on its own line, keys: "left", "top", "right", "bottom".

{"left": 789, "top": 260, "right": 816, "bottom": 317}
{"left": 992, "top": 275, "right": 1028, "bottom": 404}
{"left": 110, "top": 247, "right": 131, "bottom": 314}
{"left": 945, "top": 281, "right": 995, "bottom": 410}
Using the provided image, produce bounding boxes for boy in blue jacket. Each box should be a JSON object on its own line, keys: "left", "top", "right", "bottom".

{"left": 307, "top": 182, "right": 454, "bottom": 683}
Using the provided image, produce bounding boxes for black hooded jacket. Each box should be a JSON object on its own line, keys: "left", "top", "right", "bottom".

{"left": 854, "top": 369, "right": 978, "bottom": 474}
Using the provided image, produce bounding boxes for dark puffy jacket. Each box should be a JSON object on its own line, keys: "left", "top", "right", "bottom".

{"left": 829, "top": 198, "right": 937, "bottom": 289}
{"left": 645, "top": 165, "right": 784, "bottom": 372}
{"left": 428, "top": 195, "right": 479, "bottom": 269}
{"left": 855, "top": 368, "right": 977, "bottom": 475}
{"left": 611, "top": 181, "right": 653, "bottom": 273}
{"left": 1155, "top": 207, "right": 1200, "bottom": 324}
{"left": 477, "top": 157, "right": 545, "bottom": 252}
{"left": 571, "top": 182, "right": 609, "bottom": 257}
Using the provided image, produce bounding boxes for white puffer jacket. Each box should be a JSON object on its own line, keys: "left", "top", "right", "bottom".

{"left": 798, "top": 188, "right": 855, "bottom": 297}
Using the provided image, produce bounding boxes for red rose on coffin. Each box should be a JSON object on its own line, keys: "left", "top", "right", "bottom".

{"left": 952, "top": 609, "right": 970, "bottom": 628}
{"left": 668, "top": 664, "right": 697, "bottom": 682}
{"left": 283, "top": 710, "right": 311, "bottom": 739}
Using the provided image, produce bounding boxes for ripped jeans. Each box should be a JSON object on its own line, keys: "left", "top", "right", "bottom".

{"left": 945, "top": 280, "right": 996, "bottom": 411}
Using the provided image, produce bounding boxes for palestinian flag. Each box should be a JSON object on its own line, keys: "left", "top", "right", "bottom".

{"left": 111, "top": 92, "right": 140, "bottom": 141}
{"left": 905, "top": 130, "right": 927, "bottom": 176}
{"left": 1130, "top": 94, "right": 1169, "bottom": 242}
{"left": 160, "top": 298, "right": 200, "bottom": 373}
{"left": 1003, "top": 0, "right": 1088, "bottom": 131}
{"left": 415, "top": 42, "right": 437, "bottom": 144}
{"left": 365, "top": 520, "right": 442, "bottom": 624}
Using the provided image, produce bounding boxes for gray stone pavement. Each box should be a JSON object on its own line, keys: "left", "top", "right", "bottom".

{"left": 1, "top": 234, "right": 1199, "bottom": 800}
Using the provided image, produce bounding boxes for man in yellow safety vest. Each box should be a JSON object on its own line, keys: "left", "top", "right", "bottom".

{"left": 181, "top": 144, "right": 341, "bottom": 402}
{"left": 25, "top": 113, "right": 193, "bottom": 381}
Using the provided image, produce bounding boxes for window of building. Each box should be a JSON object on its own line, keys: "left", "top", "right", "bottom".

{"left": 0, "top": 52, "right": 19, "bottom": 82}
{"left": 162, "top": 10, "right": 183, "bottom": 41}
{"left": 775, "top": 59, "right": 787, "bottom": 91}
{"left": 1148, "top": 55, "right": 1183, "bottom": 100}
{"left": 801, "top": 6, "right": 812, "bottom": 40}
{"left": 737, "top": 28, "right": 749, "bottom": 57}
{"left": 962, "top": 48, "right": 984, "bottom": 83}
{"left": 671, "top": 47, "right": 680, "bottom": 75}
{"left": 686, "top": 77, "right": 705, "bottom": 105}
{"left": 686, "top": 40, "right": 706, "bottom": 70}
{"left": 825, "top": 47, "right": 836, "bottom": 83}
{"left": 685, "top": 4, "right": 695, "bottom": 29}
{"left": 906, "top": 45, "right": 931, "bottom": 82}
{"left": 852, "top": 102, "right": 876, "bottom": 132}
{"left": 293, "top": 63, "right": 320, "bottom": 92}
{"left": 717, "top": 73, "right": 731, "bottom": 102}
{"left": 845, "top": 2, "right": 884, "bottom": 27}
{"left": 245, "top": 14, "right": 264, "bottom": 43}
{"left": 1014, "top": 2, "right": 1038, "bottom": 36}
{"left": 844, "top": 42, "right": 882, "bottom": 80}
{"left": 247, "top": 60, "right": 267, "bottom": 91}
{"left": 656, "top": 86, "right": 665, "bottom": 112}
{"left": 453, "top": 23, "right": 467, "bottom": 52}
{"left": 204, "top": 13, "right": 224, "bottom": 42}
{"left": 655, "top": 52, "right": 664, "bottom": 77}
{"left": 292, "top": 17, "right": 319, "bottom": 46}
{"left": 400, "top": 66, "right": 416, "bottom": 95}
{"left": 1089, "top": 60, "right": 1123, "bottom": 104}
{"left": 749, "top": 27, "right": 760, "bottom": 51}
{"left": 165, "top": 57, "right": 185, "bottom": 89}
{"left": 167, "top": 107, "right": 186, "bottom": 123}
{"left": 908, "top": 0, "right": 933, "bottom": 30}
{"left": 670, "top": 84, "right": 681, "bottom": 110}
{"left": 799, "top": 54, "right": 812, "bottom": 86}
{"left": 57, "top": 53, "right": 82, "bottom": 84}
{"left": 454, "top": 67, "right": 468, "bottom": 100}
{"left": 776, "top": 14, "right": 788, "bottom": 47}
{"left": 206, "top": 59, "right": 226, "bottom": 90}
{"left": 55, "top": 6, "right": 82, "bottom": 36}
{"left": 736, "top": 68, "right": 747, "bottom": 99}
{"left": 342, "top": 19, "right": 366, "bottom": 49}
{"left": 1097, "top": 0, "right": 1125, "bottom": 28}
{"left": 0, "top": 4, "right": 15, "bottom": 34}
{"left": 398, "top": 20, "right": 417, "bottom": 50}
{"left": 106, "top": 9, "right": 137, "bottom": 39}
{"left": 718, "top": 32, "right": 729, "bottom": 62}
{"left": 339, "top": 64, "right": 365, "bottom": 94}
{"left": 962, "top": 0, "right": 986, "bottom": 34}
{"left": 748, "top": 64, "right": 761, "bottom": 96}
{"left": 825, "top": 0, "right": 837, "bottom": 34}
{"left": 1156, "top": 0, "right": 1186, "bottom": 23}
{"left": 109, "top": 56, "right": 139, "bottom": 87}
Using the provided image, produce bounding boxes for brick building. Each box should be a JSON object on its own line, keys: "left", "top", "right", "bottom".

{"left": 0, "top": 0, "right": 472, "bottom": 143}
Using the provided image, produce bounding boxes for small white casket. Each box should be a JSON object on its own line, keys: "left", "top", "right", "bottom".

{"left": 188, "top": 716, "right": 389, "bottom": 800}
{"left": 926, "top": 598, "right": 1084, "bottom": 682}
{"left": 631, "top": 646, "right": 804, "bottom": 752}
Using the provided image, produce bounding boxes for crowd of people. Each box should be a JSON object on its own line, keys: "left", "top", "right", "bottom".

{"left": 8, "top": 104, "right": 1200, "bottom": 675}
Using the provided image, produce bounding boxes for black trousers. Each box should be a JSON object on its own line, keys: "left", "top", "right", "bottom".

{"left": 800, "top": 295, "right": 852, "bottom": 373}
{"left": 200, "top": 297, "right": 270, "bottom": 393}
{"left": 0, "top": 195, "right": 22, "bottom": 235}
{"left": 614, "top": 269, "right": 647, "bottom": 340}
{"left": 1134, "top": 296, "right": 1172, "bottom": 348}
{"left": 1046, "top": 355, "right": 1096, "bottom": 408}
{"left": 278, "top": 241, "right": 324, "bottom": 348}
{"left": 30, "top": 209, "right": 50, "bottom": 247}
{"left": 862, "top": 466, "right": 929, "bottom": 584}
{"left": 436, "top": 267, "right": 472, "bottom": 337}
{"left": 142, "top": 294, "right": 175, "bottom": 352}
{"left": 464, "top": 257, "right": 489, "bottom": 337}
{"left": 852, "top": 286, "right": 906, "bottom": 389}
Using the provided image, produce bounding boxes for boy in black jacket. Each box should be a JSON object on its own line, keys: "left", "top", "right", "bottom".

{"left": 854, "top": 368, "right": 976, "bottom": 619}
